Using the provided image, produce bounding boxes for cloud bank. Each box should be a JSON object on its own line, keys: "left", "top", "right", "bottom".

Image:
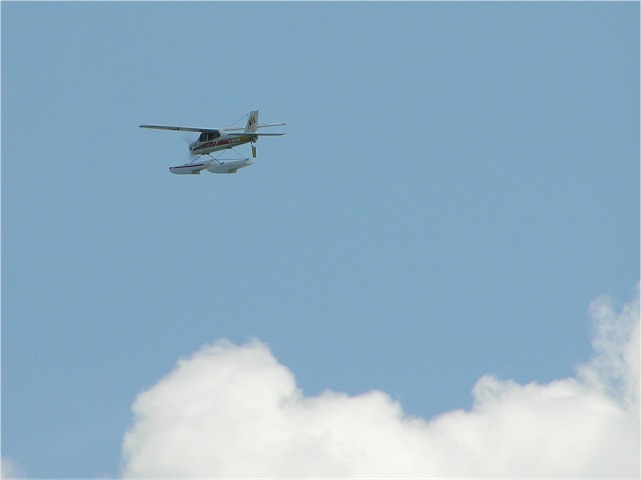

{"left": 121, "top": 291, "right": 639, "bottom": 478}
{"left": 1, "top": 457, "right": 24, "bottom": 479}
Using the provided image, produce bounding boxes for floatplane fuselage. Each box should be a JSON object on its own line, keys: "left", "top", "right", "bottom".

{"left": 140, "top": 110, "right": 285, "bottom": 174}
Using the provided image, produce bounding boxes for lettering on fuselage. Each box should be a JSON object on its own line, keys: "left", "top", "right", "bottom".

{"left": 191, "top": 135, "right": 252, "bottom": 154}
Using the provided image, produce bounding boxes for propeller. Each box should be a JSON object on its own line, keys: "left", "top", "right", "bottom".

{"left": 181, "top": 133, "right": 200, "bottom": 164}
{"left": 181, "top": 132, "right": 195, "bottom": 145}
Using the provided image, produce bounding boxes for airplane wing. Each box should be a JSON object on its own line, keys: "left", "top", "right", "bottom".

{"left": 139, "top": 125, "right": 217, "bottom": 133}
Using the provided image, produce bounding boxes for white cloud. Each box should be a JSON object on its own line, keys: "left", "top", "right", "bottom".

{"left": 121, "top": 290, "right": 640, "bottom": 478}
{"left": 1, "top": 457, "right": 25, "bottom": 479}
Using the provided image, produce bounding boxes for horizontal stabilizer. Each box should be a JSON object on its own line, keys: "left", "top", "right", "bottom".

{"left": 224, "top": 122, "right": 286, "bottom": 131}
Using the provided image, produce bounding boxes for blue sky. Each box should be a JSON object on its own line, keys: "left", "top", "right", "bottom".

{"left": 2, "top": 2, "right": 639, "bottom": 478}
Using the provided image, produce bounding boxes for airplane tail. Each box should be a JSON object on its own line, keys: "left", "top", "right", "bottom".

{"left": 244, "top": 110, "right": 259, "bottom": 134}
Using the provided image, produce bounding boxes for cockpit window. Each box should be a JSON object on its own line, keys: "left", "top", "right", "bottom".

{"left": 197, "top": 131, "right": 220, "bottom": 142}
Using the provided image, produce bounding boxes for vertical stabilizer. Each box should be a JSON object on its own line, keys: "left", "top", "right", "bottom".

{"left": 244, "top": 110, "right": 259, "bottom": 133}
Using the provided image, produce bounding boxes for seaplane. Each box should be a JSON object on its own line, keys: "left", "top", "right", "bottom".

{"left": 140, "top": 110, "right": 285, "bottom": 174}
